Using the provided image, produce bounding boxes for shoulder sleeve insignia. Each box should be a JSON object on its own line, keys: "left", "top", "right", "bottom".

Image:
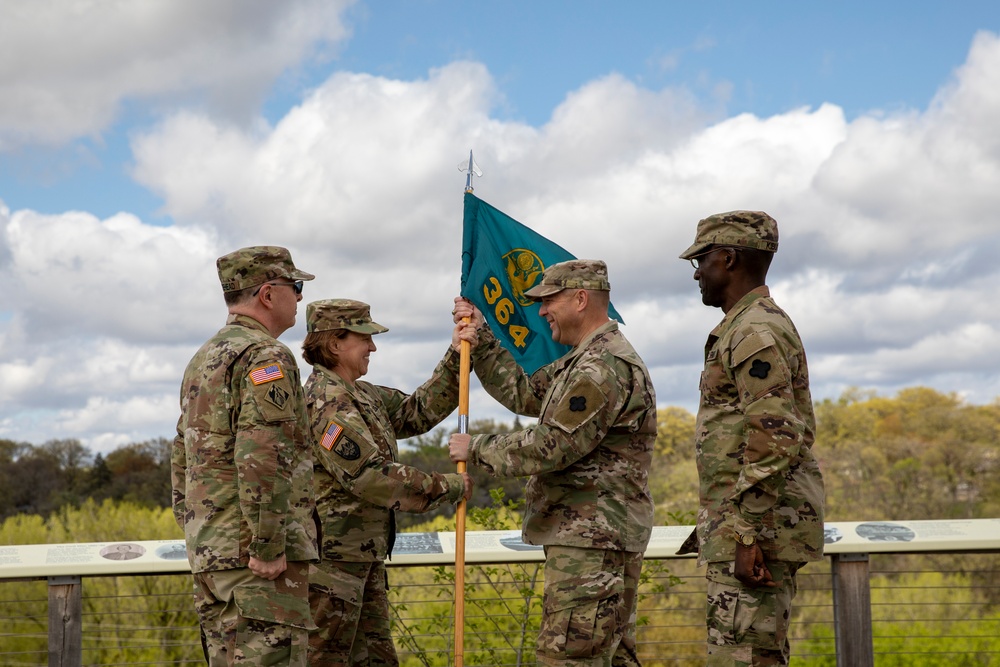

{"left": 335, "top": 438, "right": 361, "bottom": 461}
{"left": 249, "top": 363, "right": 285, "bottom": 385}
{"left": 549, "top": 377, "right": 608, "bottom": 434}
{"left": 249, "top": 365, "right": 295, "bottom": 422}
{"left": 319, "top": 421, "right": 343, "bottom": 451}
{"left": 736, "top": 348, "right": 789, "bottom": 402}
{"left": 266, "top": 384, "right": 289, "bottom": 408}
{"left": 316, "top": 419, "right": 376, "bottom": 477}
{"left": 748, "top": 359, "right": 771, "bottom": 379}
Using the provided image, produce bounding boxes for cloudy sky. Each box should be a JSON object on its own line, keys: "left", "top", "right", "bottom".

{"left": 1, "top": 0, "right": 999, "bottom": 454}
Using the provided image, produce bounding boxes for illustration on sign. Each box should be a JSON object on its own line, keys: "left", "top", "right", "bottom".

{"left": 100, "top": 543, "right": 145, "bottom": 561}
{"left": 155, "top": 543, "right": 189, "bottom": 560}
{"left": 824, "top": 526, "right": 843, "bottom": 544}
{"left": 856, "top": 522, "right": 916, "bottom": 542}
{"left": 499, "top": 532, "right": 543, "bottom": 551}
{"left": 394, "top": 533, "right": 443, "bottom": 554}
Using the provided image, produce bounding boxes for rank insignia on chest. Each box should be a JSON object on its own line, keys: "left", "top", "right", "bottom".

{"left": 748, "top": 359, "right": 771, "bottom": 379}
{"left": 250, "top": 364, "right": 285, "bottom": 385}
{"left": 569, "top": 395, "right": 587, "bottom": 411}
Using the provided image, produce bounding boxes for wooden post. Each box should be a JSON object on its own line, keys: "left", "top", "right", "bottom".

{"left": 454, "top": 330, "right": 472, "bottom": 667}
{"left": 831, "top": 553, "right": 874, "bottom": 667}
{"left": 48, "top": 575, "right": 82, "bottom": 667}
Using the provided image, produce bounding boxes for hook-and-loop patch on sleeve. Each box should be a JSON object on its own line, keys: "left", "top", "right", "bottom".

{"left": 248, "top": 362, "right": 296, "bottom": 422}
{"left": 318, "top": 419, "right": 376, "bottom": 477}
{"left": 732, "top": 330, "right": 789, "bottom": 401}
{"left": 550, "top": 376, "right": 608, "bottom": 434}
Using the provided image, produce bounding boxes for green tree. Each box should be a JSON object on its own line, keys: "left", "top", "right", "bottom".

{"left": 650, "top": 406, "right": 698, "bottom": 525}
{"left": 99, "top": 438, "right": 172, "bottom": 507}
{"left": 815, "top": 387, "right": 1000, "bottom": 521}
{"left": 396, "top": 419, "right": 525, "bottom": 530}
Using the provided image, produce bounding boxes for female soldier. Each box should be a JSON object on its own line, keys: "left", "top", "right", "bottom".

{"left": 302, "top": 298, "right": 475, "bottom": 666}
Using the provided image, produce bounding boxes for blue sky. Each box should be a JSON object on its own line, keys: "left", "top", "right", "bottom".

{"left": 1, "top": 0, "right": 999, "bottom": 452}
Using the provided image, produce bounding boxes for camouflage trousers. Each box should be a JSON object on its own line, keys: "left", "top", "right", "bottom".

{"left": 537, "top": 545, "right": 643, "bottom": 667}
{"left": 704, "top": 560, "right": 802, "bottom": 667}
{"left": 192, "top": 561, "right": 312, "bottom": 667}
{"left": 308, "top": 560, "right": 398, "bottom": 667}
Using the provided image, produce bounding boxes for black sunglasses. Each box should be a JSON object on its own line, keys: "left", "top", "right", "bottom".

{"left": 253, "top": 280, "right": 304, "bottom": 296}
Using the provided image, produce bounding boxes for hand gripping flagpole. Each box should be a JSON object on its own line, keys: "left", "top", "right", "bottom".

{"left": 455, "top": 150, "right": 481, "bottom": 667}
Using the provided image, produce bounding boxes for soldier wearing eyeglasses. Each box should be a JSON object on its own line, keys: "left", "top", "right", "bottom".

{"left": 172, "top": 245, "right": 320, "bottom": 667}
{"left": 680, "top": 212, "right": 825, "bottom": 667}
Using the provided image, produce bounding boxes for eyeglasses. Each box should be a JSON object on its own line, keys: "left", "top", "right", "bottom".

{"left": 253, "top": 280, "right": 304, "bottom": 296}
{"left": 689, "top": 246, "right": 740, "bottom": 269}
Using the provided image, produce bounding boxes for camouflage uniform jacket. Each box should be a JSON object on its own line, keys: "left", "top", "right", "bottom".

{"left": 469, "top": 321, "right": 656, "bottom": 552}
{"left": 171, "top": 314, "right": 319, "bottom": 573}
{"left": 695, "top": 286, "right": 825, "bottom": 565}
{"left": 305, "top": 347, "right": 466, "bottom": 562}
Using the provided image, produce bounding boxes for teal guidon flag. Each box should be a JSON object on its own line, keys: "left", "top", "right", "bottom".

{"left": 460, "top": 192, "right": 623, "bottom": 375}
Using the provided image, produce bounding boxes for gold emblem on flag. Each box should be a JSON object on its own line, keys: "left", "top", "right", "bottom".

{"left": 502, "top": 249, "right": 544, "bottom": 307}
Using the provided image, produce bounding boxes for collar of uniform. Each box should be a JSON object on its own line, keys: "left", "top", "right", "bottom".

{"left": 314, "top": 363, "right": 359, "bottom": 397}
{"left": 709, "top": 285, "right": 771, "bottom": 338}
{"left": 226, "top": 312, "right": 271, "bottom": 335}
{"left": 554, "top": 319, "right": 619, "bottom": 370}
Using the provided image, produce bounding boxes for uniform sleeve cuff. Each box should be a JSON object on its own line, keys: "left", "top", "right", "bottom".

{"left": 731, "top": 517, "right": 759, "bottom": 540}
{"left": 249, "top": 537, "right": 285, "bottom": 562}
{"left": 446, "top": 473, "right": 466, "bottom": 503}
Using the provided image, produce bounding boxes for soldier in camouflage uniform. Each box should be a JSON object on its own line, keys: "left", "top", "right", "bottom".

{"left": 171, "top": 246, "right": 320, "bottom": 667}
{"left": 679, "top": 212, "right": 825, "bottom": 666}
{"left": 450, "top": 260, "right": 657, "bottom": 667}
{"left": 302, "top": 299, "right": 475, "bottom": 666}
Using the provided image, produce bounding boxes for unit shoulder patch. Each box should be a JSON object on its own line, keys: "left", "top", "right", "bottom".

{"left": 249, "top": 367, "right": 295, "bottom": 423}
{"left": 549, "top": 377, "right": 607, "bottom": 434}
{"left": 316, "top": 419, "right": 376, "bottom": 477}
{"left": 735, "top": 346, "right": 789, "bottom": 402}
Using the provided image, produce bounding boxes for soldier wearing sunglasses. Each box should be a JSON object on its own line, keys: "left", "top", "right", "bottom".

{"left": 172, "top": 245, "right": 319, "bottom": 667}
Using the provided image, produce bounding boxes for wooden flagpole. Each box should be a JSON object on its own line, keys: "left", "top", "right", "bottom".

{"left": 455, "top": 150, "right": 480, "bottom": 667}
{"left": 455, "top": 340, "right": 470, "bottom": 667}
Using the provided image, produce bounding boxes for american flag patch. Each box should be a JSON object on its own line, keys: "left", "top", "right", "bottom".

{"left": 249, "top": 364, "right": 284, "bottom": 385}
{"left": 320, "top": 421, "right": 343, "bottom": 451}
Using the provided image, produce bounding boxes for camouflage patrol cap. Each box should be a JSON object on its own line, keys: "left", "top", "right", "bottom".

{"left": 216, "top": 246, "right": 315, "bottom": 293}
{"left": 306, "top": 299, "right": 389, "bottom": 335}
{"left": 523, "top": 259, "right": 611, "bottom": 299}
{"left": 678, "top": 211, "right": 779, "bottom": 259}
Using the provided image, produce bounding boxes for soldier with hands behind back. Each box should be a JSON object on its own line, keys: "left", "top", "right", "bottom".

{"left": 680, "top": 212, "right": 825, "bottom": 666}
{"left": 172, "top": 246, "right": 320, "bottom": 666}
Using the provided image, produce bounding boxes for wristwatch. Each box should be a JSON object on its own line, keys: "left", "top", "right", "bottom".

{"left": 735, "top": 531, "right": 757, "bottom": 547}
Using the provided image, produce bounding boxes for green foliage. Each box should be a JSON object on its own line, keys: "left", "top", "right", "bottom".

{"left": 0, "top": 437, "right": 173, "bottom": 521}
{"left": 649, "top": 406, "right": 699, "bottom": 525}
{"left": 649, "top": 386, "right": 1000, "bottom": 525}
{"left": 0, "top": 499, "right": 198, "bottom": 664}
{"left": 390, "top": 487, "right": 543, "bottom": 666}
{"left": 396, "top": 420, "right": 528, "bottom": 530}
{"left": 815, "top": 387, "right": 1000, "bottom": 520}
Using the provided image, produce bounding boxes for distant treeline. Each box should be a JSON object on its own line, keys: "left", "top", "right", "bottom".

{"left": 0, "top": 437, "right": 171, "bottom": 521}
{"left": 0, "top": 419, "right": 525, "bottom": 525}
{"left": 2, "top": 387, "right": 999, "bottom": 525}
